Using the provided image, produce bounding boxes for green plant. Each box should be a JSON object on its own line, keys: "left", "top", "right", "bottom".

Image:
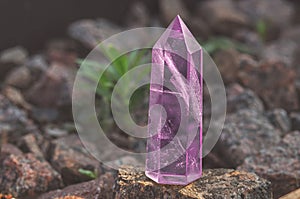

{"left": 78, "top": 168, "right": 97, "bottom": 179}
{"left": 256, "top": 19, "right": 268, "bottom": 41}
{"left": 202, "top": 37, "right": 252, "bottom": 55}
{"left": 78, "top": 45, "right": 151, "bottom": 130}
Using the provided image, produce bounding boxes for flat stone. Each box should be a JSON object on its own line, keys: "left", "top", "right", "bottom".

{"left": 38, "top": 173, "right": 115, "bottom": 199}
{"left": 115, "top": 166, "right": 272, "bottom": 199}
{"left": 239, "top": 131, "right": 300, "bottom": 198}
{"left": 217, "top": 109, "right": 281, "bottom": 167}
{"left": 49, "top": 135, "right": 101, "bottom": 185}
{"left": 0, "top": 153, "right": 63, "bottom": 198}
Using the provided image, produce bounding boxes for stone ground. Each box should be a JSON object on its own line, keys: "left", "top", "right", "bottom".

{"left": 1, "top": 0, "right": 300, "bottom": 198}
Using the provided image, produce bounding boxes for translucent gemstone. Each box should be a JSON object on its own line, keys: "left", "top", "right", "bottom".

{"left": 145, "top": 15, "right": 203, "bottom": 185}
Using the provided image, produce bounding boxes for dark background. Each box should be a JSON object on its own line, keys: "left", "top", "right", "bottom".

{"left": 0, "top": 0, "right": 159, "bottom": 53}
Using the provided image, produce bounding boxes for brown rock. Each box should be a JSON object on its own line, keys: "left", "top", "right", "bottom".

{"left": 239, "top": 131, "right": 300, "bottom": 198}
{"left": 4, "top": 66, "right": 32, "bottom": 89}
{"left": 26, "top": 62, "right": 76, "bottom": 110}
{"left": 3, "top": 86, "right": 32, "bottom": 110}
{"left": 217, "top": 109, "right": 281, "bottom": 167}
{"left": 198, "top": 0, "right": 249, "bottom": 35}
{"left": 238, "top": 61, "right": 298, "bottom": 111}
{"left": 115, "top": 166, "right": 272, "bottom": 199}
{"left": 0, "top": 153, "right": 63, "bottom": 197}
{"left": 38, "top": 173, "right": 115, "bottom": 199}
{"left": 50, "top": 135, "right": 101, "bottom": 185}
{"left": 159, "top": 0, "right": 189, "bottom": 24}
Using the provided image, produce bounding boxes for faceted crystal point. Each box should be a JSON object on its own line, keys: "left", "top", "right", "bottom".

{"left": 146, "top": 15, "right": 203, "bottom": 185}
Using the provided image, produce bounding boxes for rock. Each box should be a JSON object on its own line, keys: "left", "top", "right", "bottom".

{"left": 31, "top": 108, "right": 59, "bottom": 123}
{"left": 217, "top": 109, "right": 281, "bottom": 167}
{"left": 0, "top": 46, "right": 28, "bottom": 65}
{"left": 38, "top": 173, "right": 115, "bottom": 199}
{"left": 238, "top": 61, "right": 299, "bottom": 111}
{"left": 18, "top": 133, "right": 49, "bottom": 159}
{"left": 125, "top": 2, "right": 150, "bottom": 27}
{"left": 46, "top": 39, "right": 78, "bottom": 66}
{"left": 239, "top": 131, "right": 300, "bottom": 198}
{"left": 115, "top": 166, "right": 272, "bottom": 199}
{"left": 45, "top": 125, "right": 69, "bottom": 138}
{"left": 159, "top": 0, "right": 190, "bottom": 24}
{"left": 0, "top": 94, "right": 37, "bottom": 143}
{"left": 3, "top": 86, "right": 32, "bottom": 110}
{"left": 26, "top": 62, "right": 76, "bottom": 110}
{"left": 226, "top": 84, "right": 264, "bottom": 114}
{"left": 198, "top": 0, "right": 249, "bottom": 35}
{"left": 280, "top": 188, "right": 300, "bottom": 199}
{"left": 4, "top": 66, "right": 32, "bottom": 89}
{"left": 233, "top": 29, "right": 263, "bottom": 56}
{"left": 214, "top": 49, "right": 259, "bottom": 84}
{"left": 290, "top": 112, "right": 300, "bottom": 130}
{"left": 68, "top": 19, "right": 122, "bottom": 49}
{"left": 49, "top": 135, "right": 101, "bottom": 185}
{"left": 266, "top": 109, "right": 291, "bottom": 135}
{"left": 238, "top": 0, "right": 294, "bottom": 40}
{"left": 263, "top": 39, "right": 298, "bottom": 67}
{"left": 214, "top": 49, "right": 244, "bottom": 83}
{"left": 0, "top": 153, "right": 63, "bottom": 198}
{"left": 1, "top": 143, "right": 23, "bottom": 158}
{"left": 0, "top": 46, "right": 28, "bottom": 80}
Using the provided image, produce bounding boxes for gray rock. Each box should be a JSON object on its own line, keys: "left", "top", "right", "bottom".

{"left": 239, "top": 131, "right": 300, "bottom": 198}
{"left": 217, "top": 109, "right": 281, "bottom": 167}
{"left": 125, "top": 2, "right": 150, "bottom": 27}
{"left": 0, "top": 46, "right": 28, "bottom": 65}
{"left": 266, "top": 109, "right": 291, "bottom": 135}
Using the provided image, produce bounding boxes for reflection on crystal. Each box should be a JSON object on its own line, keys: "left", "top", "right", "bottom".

{"left": 145, "top": 15, "right": 203, "bottom": 185}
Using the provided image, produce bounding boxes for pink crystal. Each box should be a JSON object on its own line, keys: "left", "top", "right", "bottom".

{"left": 146, "top": 15, "right": 203, "bottom": 185}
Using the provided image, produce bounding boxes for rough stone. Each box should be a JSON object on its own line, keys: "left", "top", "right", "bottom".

{"left": 38, "top": 173, "right": 115, "bottom": 199}
{"left": 238, "top": 61, "right": 298, "bottom": 111}
{"left": 238, "top": 0, "right": 294, "bottom": 40}
{"left": 4, "top": 66, "right": 32, "bottom": 89}
{"left": 217, "top": 109, "right": 281, "bottom": 167}
{"left": 0, "top": 94, "right": 38, "bottom": 143}
{"left": 198, "top": 0, "right": 249, "bottom": 35}
{"left": 266, "top": 109, "right": 291, "bottom": 135}
{"left": 0, "top": 153, "right": 63, "bottom": 198}
{"left": 290, "top": 112, "right": 300, "bottom": 131}
{"left": 239, "top": 131, "right": 300, "bottom": 198}
{"left": 26, "top": 62, "right": 76, "bottom": 112}
{"left": 115, "top": 166, "right": 272, "bottom": 199}
{"left": 3, "top": 86, "right": 32, "bottom": 110}
{"left": 50, "top": 135, "right": 101, "bottom": 185}
{"left": 226, "top": 84, "right": 264, "bottom": 114}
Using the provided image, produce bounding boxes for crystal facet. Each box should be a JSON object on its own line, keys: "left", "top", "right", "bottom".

{"left": 146, "top": 15, "right": 203, "bottom": 185}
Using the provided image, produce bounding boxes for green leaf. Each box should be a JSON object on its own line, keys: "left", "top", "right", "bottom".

{"left": 256, "top": 19, "right": 267, "bottom": 41}
{"left": 78, "top": 168, "right": 97, "bottom": 179}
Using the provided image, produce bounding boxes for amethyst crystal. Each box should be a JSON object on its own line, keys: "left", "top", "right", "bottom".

{"left": 146, "top": 15, "right": 203, "bottom": 185}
